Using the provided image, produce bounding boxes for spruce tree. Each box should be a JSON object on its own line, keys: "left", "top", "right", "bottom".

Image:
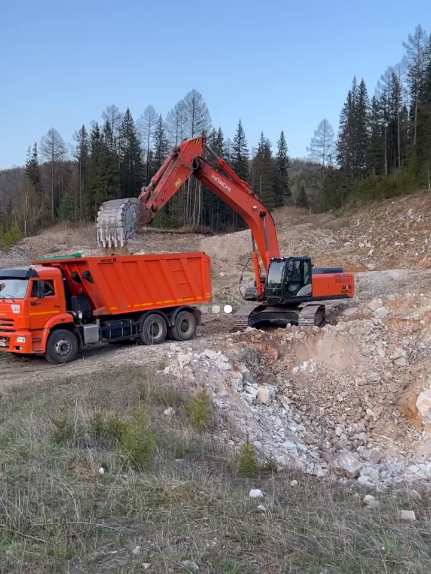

{"left": 73, "top": 125, "right": 90, "bottom": 220}
{"left": 252, "top": 132, "right": 275, "bottom": 210}
{"left": 231, "top": 120, "right": 250, "bottom": 181}
{"left": 296, "top": 182, "right": 309, "bottom": 209}
{"left": 25, "top": 143, "right": 43, "bottom": 194}
{"left": 151, "top": 115, "right": 169, "bottom": 174}
{"left": 119, "top": 109, "right": 144, "bottom": 198}
{"left": 275, "top": 130, "right": 291, "bottom": 206}
{"left": 353, "top": 79, "right": 370, "bottom": 176}
{"left": 367, "top": 96, "right": 386, "bottom": 175}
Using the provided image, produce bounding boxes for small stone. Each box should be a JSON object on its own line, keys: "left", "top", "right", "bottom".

{"left": 164, "top": 407, "right": 175, "bottom": 416}
{"left": 398, "top": 510, "right": 416, "bottom": 521}
{"left": 368, "top": 298, "right": 383, "bottom": 312}
{"left": 290, "top": 480, "right": 298, "bottom": 486}
{"left": 257, "top": 387, "right": 271, "bottom": 405}
{"left": 374, "top": 307, "right": 389, "bottom": 319}
{"left": 132, "top": 546, "right": 141, "bottom": 556}
{"left": 336, "top": 426, "right": 343, "bottom": 437}
{"left": 143, "top": 564, "right": 151, "bottom": 570}
{"left": 98, "top": 467, "right": 105, "bottom": 475}
{"left": 178, "top": 353, "right": 192, "bottom": 369}
{"left": 359, "top": 465, "right": 379, "bottom": 483}
{"left": 182, "top": 560, "right": 199, "bottom": 572}
{"left": 363, "top": 448, "right": 383, "bottom": 464}
{"left": 257, "top": 504, "right": 267, "bottom": 513}
{"left": 249, "top": 489, "right": 264, "bottom": 499}
{"left": 364, "top": 495, "right": 380, "bottom": 509}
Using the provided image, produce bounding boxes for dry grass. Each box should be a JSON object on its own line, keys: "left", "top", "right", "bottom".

{"left": 0, "top": 366, "right": 430, "bottom": 573}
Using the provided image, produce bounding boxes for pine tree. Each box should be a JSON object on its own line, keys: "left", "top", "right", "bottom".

{"left": 275, "top": 130, "right": 291, "bottom": 206}
{"left": 119, "top": 109, "right": 144, "bottom": 198}
{"left": 296, "top": 182, "right": 309, "bottom": 209}
{"left": 151, "top": 115, "right": 169, "bottom": 175}
{"left": 403, "top": 25, "right": 429, "bottom": 148}
{"left": 353, "top": 79, "right": 370, "bottom": 176}
{"left": 73, "top": 125, "right": 89, "bottom": 220}
{"left": 337, "top": 90, "right": 355, "bottom": 174}
{"left": 252, "top": 132, "right": 275, "bottom": 210}
{"left": 231, "top": 120, "right": 249, "bottom": 181}
{"left": 367, "top": 96, "right": 386, "bottom": 175}
{"left": 25, "top": 143, "right": 43, "bottom": 194}
{"left": 102, "top": 120, "right": 120, "bottom": 200}
{"left": 417, "top": 34, "right": 431, "bottom": 174}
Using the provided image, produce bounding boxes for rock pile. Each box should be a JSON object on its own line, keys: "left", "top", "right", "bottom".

{"left": 160, "top": 305, "right": 431, "bottom": 485}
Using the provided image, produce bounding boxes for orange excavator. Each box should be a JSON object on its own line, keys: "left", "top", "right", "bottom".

{"left": 96, "top": 137, "right": 354, "bottom": 329}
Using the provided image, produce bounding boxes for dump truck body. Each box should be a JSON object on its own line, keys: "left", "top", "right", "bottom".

{"left": 0, "top": 252, "right": 211, "bottom": 364}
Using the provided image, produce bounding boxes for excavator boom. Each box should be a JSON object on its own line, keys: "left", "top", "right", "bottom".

{"left": 96, "top": 136, "right": 354, "bottom": 328}
{"left": 97, "top": 137, "right": 280, "bottom": 294}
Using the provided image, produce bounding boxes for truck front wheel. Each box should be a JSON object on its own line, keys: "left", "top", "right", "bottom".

{"left": 140, "top": 314, "right": 167, "bottom": 345}
{"left": 45, "top": 329, "right": 78, "bottom": 364}
{"left": 170, "top": 310, "right": 197, "bottom": 341}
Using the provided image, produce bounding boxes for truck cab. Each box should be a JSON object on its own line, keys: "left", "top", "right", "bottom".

{"left": 0, "top": 266, "right": 72, "bottom": 357}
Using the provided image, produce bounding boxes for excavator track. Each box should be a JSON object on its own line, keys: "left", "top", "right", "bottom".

{"left": 232, "top": 305, "right": 258, "bottom": 332}
{"left": 297, "top": 304, "right": 325, "bottom": 327}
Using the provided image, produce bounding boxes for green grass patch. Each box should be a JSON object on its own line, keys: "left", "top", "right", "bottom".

{"left": 0, "top": 366, "right": 430, "bottom": 573}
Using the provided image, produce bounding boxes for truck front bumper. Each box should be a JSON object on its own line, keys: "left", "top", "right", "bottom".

{"left": 0, "top": 330, "right": 35, "bottom": 354}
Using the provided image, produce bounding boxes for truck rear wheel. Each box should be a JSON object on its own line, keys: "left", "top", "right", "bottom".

{"left": 170, "top": 310, "right": 197, "bottom": 341}
{"left": 140, "top": 313, "right": 167, "bottom": 345}
{"left": 45, "top": 329, "right": 78, "bottom": 365}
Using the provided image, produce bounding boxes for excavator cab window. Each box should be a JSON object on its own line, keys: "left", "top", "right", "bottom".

{"left": 283, "top": 257, "right": 312, "bottom": 299}
{"left": 265, "top": 261, "right": 285, "bottom": 302}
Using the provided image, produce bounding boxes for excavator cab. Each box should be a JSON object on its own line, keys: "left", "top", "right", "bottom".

{"left": 265, "top": 257, "right": 312, "bottom": 305}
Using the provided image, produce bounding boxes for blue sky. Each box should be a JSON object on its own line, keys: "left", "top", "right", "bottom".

{"left": 1, "top": 0, "right": 429, "bottom": 169}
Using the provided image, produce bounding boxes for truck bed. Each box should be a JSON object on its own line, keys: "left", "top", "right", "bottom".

{"left": 33, "top": 252, "right": 212, "bottom": 315}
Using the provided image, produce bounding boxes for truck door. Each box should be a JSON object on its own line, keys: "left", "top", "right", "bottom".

{"left": 28, "top": 278, "right": 62, "bottom": 330}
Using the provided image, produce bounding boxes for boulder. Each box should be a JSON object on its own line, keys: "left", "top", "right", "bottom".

{"left": 333, "top": 450, "right": 363, "bottom": 479}
{"left": 368, "top": 298, "right": 383, "bottom": 312}
{"left": 416, "top": 388, "right": 431, "bottom": 426}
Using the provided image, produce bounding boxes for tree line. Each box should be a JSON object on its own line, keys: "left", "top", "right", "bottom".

{"left": 303, "top": 24, "right": 431, "bottom": 209}
{"left": 0, "top": 89, "right": 293, "bottom": 238}
{"left": 1, "top": 23, "right": 430, "bottom": 243}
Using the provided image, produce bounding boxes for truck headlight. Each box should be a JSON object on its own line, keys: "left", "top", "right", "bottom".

{"left": 16, "top": 336, "right": 26, "bottom": 343}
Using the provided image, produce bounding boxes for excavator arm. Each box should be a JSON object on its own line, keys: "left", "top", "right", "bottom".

{"left": 97, "top": 136, "right": 280, "bottom": 295}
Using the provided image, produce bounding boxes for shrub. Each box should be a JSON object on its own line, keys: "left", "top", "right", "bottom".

{"left": 118, "top": 407, "right": 156, "bottom": 469}
{"left": 237, "top": 436, "right": 259, "bottom": 478}
{"left": 51, "top": 408, "right": 75, "bottom": 444}
{"left": 184, "top": 388, "right": 211, "bottom": 431}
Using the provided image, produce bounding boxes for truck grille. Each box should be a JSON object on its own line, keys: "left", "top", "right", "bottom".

{"left": 0, "top": 318, "right": 14, "bottom": 331}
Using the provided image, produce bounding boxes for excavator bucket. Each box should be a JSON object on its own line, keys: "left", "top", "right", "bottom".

{"left": 96, "top": 198, "right": 145, "bottom": 249}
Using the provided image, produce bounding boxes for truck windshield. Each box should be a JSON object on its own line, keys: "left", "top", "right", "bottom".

{"left": 0, "top": 279, "right": 29, "bottom": 299}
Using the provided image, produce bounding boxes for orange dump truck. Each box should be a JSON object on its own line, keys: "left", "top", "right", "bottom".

{"left": 0, "top": 252, "right": 211, "bottom": 364}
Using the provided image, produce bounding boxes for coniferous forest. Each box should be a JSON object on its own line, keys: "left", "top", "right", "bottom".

{"left": 0, "top": 24, "right": 430, "bottom": 245}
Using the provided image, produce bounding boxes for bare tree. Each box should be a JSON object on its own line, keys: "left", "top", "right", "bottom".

{"left": 137, "top": 105, "right": 158, "bottom": 179}
{"left": 403, "top": 24, "right": 428, "bottom": 147}
{"left": 20, "top": 178, "right": 43, "bottom": 236}
{"left": 165, "top": 100, "right": 187, "bottom": 147}
{"left": 307, "top": 119, "right": 334, "bottom": 174}
{"left": 183, "top": 89, "right": 212, "bottom": 138}
{"left": 40, "top": 128, "right": 67, "bottom": 217}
